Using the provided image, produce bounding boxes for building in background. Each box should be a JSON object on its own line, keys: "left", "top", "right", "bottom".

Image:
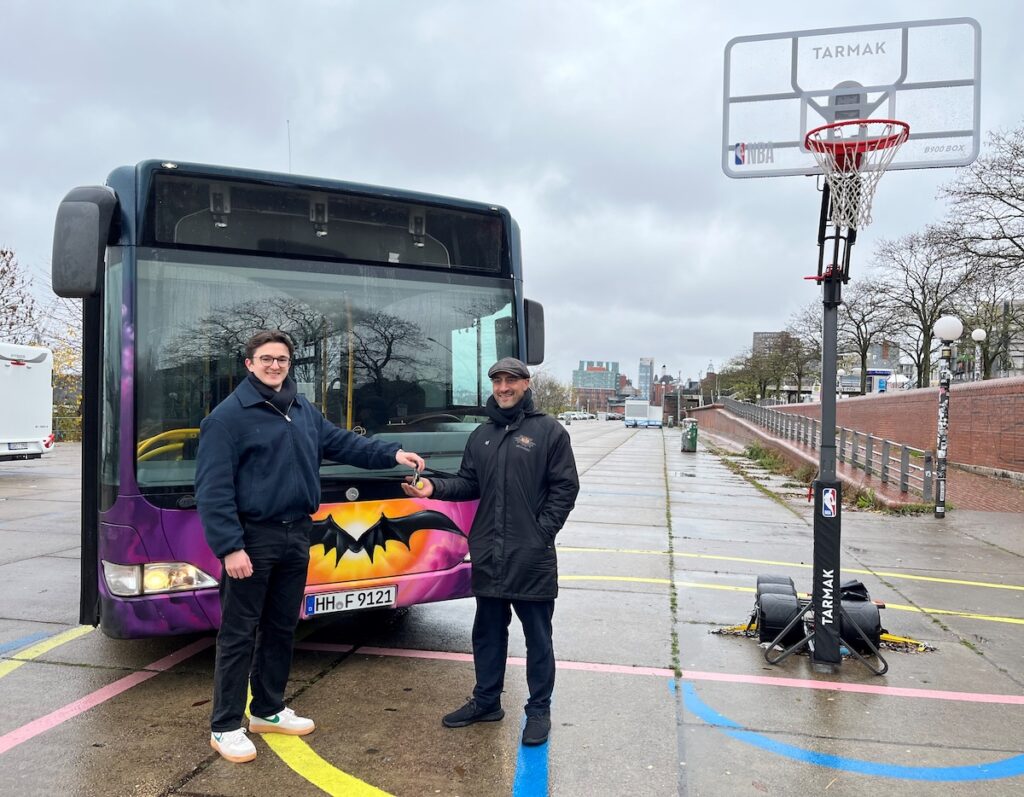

{"left": 571, "top": 360, "right": 620, "bottom": 414}
{"left": 752, "top": 331, "right": 786, "bottom": 356}
{"left": 637, "top": 357, "right": 654, "bottom": 400}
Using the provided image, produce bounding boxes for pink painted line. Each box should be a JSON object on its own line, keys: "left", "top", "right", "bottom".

{"left": 555, "top": 660, "right": 675, "bottom": 677}
{"left": 0, "top": 638, "right": 213, "bottom": 756}
{"left": 298, "top": 643, "right": 674, "bottom": 677}
{"left": 296, "top": 641, "right": 473, "bottom": 664}
{"left": 295, "top": 642, "right": 1024, "bottom": 706}
{"left": 681, "top": 669, "right": 1024, "bottom": 705}
{"left": 292, "top": 641, "right": 355, "bottom": 654}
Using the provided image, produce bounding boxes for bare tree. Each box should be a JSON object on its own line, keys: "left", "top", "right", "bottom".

{"left": 871, "top": 229, "right": 974, "bottom": 387}
{"left": 528, "top": 369, "right": 571, "bottom": 415}
{"left": 940, "top": 126, "right": 1024, "bottom": 275}
{"left": 722, "top": 348, "right": 774, "bottom": 402}
{"left": 39, "top": 295, "right": 83, "bottom": 358}
{"left": 785, "top": 303, "right": 823, "bottom": 396}
{"left": 788, "top": 300, "right": 823, "bottom": 364}
{"left": 952, "top": 261, "right": 1024, "bottom": 378}
{"left": 0, "top": 248, "right": 41, "bottom": 342}
{"left": 350, "top": 311, "right": 422, "bottom": 392}
{"left": 838, "top": 278, "right": 891, "bottom": 393}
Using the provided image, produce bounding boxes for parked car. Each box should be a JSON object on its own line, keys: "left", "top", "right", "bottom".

{"left": 606, "top": 412, "right": 624, "bottom": 421}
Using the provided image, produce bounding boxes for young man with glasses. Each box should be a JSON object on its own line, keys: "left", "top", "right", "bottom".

{"left": 401, "top": 357, "right": 579, "bottom": 747}
{"left": 197, "top": 329, "right": 425, "bottom": 763}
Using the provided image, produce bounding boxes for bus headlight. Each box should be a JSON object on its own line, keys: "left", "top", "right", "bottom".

{"left": 102, "top": 561, "right": 218, "bottom": 597}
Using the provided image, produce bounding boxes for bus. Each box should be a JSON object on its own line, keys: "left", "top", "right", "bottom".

{"left": 0, "top": 342, "right": 56, "bottom": 460}
{"left": 51, "top": 160, "right": 544, "bottom": 638}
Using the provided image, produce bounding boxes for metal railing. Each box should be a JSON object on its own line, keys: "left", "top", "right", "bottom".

{"left": 720, "top": 398, "right": 933, "bottom": 501}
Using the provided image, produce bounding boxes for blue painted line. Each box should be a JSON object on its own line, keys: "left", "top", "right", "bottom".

{"left": 683, "top": 683, "right": 1024, "bottom": 782}
{"left": 512, "top": 717, "right": 550, "bottom": 797}
{"left": 0, "top": 630, "right": 53, "bottom": 656}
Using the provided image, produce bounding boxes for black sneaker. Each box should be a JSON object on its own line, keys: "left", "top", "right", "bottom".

{"left": 522, "top": 714, "right": 551, "bottom": 746}
{"left": 442, "top": 699, "right": 505, "bottom": 728}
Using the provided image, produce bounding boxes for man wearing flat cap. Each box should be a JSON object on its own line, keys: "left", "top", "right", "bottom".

{"left": 402, "top": 357, "right": 579, "bottom": 746}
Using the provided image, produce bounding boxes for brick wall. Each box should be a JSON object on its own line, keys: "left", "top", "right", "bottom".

{"left": 766, "top": 376, "right": 1024, "bottom": 473}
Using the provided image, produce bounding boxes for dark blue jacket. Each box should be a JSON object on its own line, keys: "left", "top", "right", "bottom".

{"left": 195, "top": 378, "right": 401, "bottom": 558}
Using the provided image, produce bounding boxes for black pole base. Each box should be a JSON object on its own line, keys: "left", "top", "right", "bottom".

{"left": 811, "top": 480, "right": 843, "bottom": 668}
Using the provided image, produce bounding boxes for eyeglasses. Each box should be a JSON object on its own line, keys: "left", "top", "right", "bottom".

{"left": 256, "top": 355, "right": 291, "bottom": 366}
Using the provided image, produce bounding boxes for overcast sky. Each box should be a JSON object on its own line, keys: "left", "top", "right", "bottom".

{"left": 3, "top": 1, "right": 1021, "bottom": 386}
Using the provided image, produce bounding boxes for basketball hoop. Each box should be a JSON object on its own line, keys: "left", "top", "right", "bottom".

{"left": 804, "top": 119, "right": 910, "bottom": 230}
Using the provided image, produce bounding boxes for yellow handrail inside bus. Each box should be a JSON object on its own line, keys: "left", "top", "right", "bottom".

{"left": 137, "top": 428, "right": 200, "bottom": 461}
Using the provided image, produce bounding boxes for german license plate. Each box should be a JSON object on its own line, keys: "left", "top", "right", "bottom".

{"left": 7, "top": 443, "right": 28, "bottom": 451}
{"left": 304, "top": 585, "right": 397, "bottom": 616}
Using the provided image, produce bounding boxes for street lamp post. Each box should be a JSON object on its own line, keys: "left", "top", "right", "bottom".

{"left": 971, "top": 328, "right": 987, "bottom": 381}
{"left": 932, "top": 315, "right": 964, "bottom": 519}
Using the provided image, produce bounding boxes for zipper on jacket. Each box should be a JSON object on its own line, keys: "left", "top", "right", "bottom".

{"left": 263, "top": 400, "right": 294, "bottom": 422}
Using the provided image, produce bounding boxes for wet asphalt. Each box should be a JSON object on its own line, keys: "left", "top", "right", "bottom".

{"left": 0, "top": 423, "right": 1021, "bottom": 796}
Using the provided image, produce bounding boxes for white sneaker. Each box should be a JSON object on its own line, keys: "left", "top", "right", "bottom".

{"left": 210, "top": 728, "right": 257, "bottom": 763}
{"left": 249, "top": 706, "right": 315, "bottom": 736}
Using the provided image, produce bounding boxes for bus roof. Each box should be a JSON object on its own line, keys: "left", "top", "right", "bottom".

{"left": 128, "top": 160, "right": 511, "bottom": 217}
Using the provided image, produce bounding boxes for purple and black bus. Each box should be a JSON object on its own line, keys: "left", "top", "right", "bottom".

{"left": 52, "top": 161, "right": 544, "bottom": 638}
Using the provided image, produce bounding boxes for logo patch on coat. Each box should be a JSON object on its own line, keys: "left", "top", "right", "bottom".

{"left": 513, "top": 434, "right": 536, "bottom": 451}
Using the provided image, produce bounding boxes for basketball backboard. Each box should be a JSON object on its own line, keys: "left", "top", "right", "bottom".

{"left": 722, "top": 17, "right": 980, "bottom": 178}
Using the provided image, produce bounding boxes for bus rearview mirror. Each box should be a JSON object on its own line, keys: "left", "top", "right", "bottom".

{"left": 52, "top": 186, "right": 118, "bottom": 298}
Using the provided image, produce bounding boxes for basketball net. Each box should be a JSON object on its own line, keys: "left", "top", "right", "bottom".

{"left": 804, "top": 120, "right": 910, "bottom": 230}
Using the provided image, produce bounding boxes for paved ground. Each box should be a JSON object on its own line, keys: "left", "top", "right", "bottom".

{"left": 0, "top": 428, "right": 1022, "bottom": 796}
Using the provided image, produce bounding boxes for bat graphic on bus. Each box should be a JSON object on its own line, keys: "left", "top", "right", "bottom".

{"left": 310, "top": 509, "right": 467, "bottom": 564}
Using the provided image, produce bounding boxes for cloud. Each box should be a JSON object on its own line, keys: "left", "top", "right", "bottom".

{"left": 2, "top": 0, "right": 1015, "bottom": 385}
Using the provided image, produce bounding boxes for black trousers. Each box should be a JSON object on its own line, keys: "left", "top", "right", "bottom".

{"left": 471, "top": 595, "right": 556, "bottom": 717}
{"left": 210, "top": 517, "right": 311, "bottom": 732}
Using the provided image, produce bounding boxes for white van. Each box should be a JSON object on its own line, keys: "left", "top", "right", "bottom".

{"left": 0, "top": 342, "right": 55, "bottom": 460}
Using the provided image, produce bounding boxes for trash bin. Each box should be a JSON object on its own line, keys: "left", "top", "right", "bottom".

{"left": 680, "top": 418, "right": 698, "bottom": 452}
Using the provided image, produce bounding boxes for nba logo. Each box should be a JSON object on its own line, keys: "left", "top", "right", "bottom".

{"left": 734, "top": 142, "right": 746, "bottom": 165}
{"left": 822, "top": 487, "right": 837, "bottom": 518}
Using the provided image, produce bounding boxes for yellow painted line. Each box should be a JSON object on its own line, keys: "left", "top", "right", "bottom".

{"left": 882, "top": 603, "right": 1024, "bottom": 626}
{"left": 675, "top": 581, "right": 763, "bottom": 594}
{"left": 851, "top": 570, "right": 1024, "bottom": 593}
{"left": 0, "top": 626, "right": 94, "bottom": 679}
{"left": 561, "top": 575, "right": 670, "bottom": 586}
{"left": 246, "top": 682, "right": 393, "bottom": 796}
{"left": 558, "top": 545, "right": 1024, "bottom": 592}
{"left": 261, "top": 734, "right": 393, "bottom": 796}
{"left": 561, "top": 575, "right": 1024, "bottom": 626}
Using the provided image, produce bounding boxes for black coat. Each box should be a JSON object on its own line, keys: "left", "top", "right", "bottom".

{"left": 432, "top": 398, "right": 579, "bottom": 600}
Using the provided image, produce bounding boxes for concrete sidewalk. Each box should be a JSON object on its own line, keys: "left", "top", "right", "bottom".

{"left": 662, "top": 426, "right": 1024, "bottom": 796}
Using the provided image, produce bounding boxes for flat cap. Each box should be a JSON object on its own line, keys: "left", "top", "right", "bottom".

{"left": 487, "top": 357, "right": 531, "bottom": 379}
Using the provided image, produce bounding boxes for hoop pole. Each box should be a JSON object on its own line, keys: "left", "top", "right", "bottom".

{"left": 811, "top": 188, "right": 848, "bottom": 671}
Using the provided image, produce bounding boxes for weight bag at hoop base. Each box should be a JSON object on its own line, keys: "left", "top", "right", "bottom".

{"left": 757, "top": 593, "right": 805, "bottom": 646}
{"left": 840, "top": 599, "right": 884, "bottom": 653}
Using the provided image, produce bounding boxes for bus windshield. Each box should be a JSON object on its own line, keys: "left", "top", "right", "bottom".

{"left": 135, "top": 249, "right": 516, "bottom": 491}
